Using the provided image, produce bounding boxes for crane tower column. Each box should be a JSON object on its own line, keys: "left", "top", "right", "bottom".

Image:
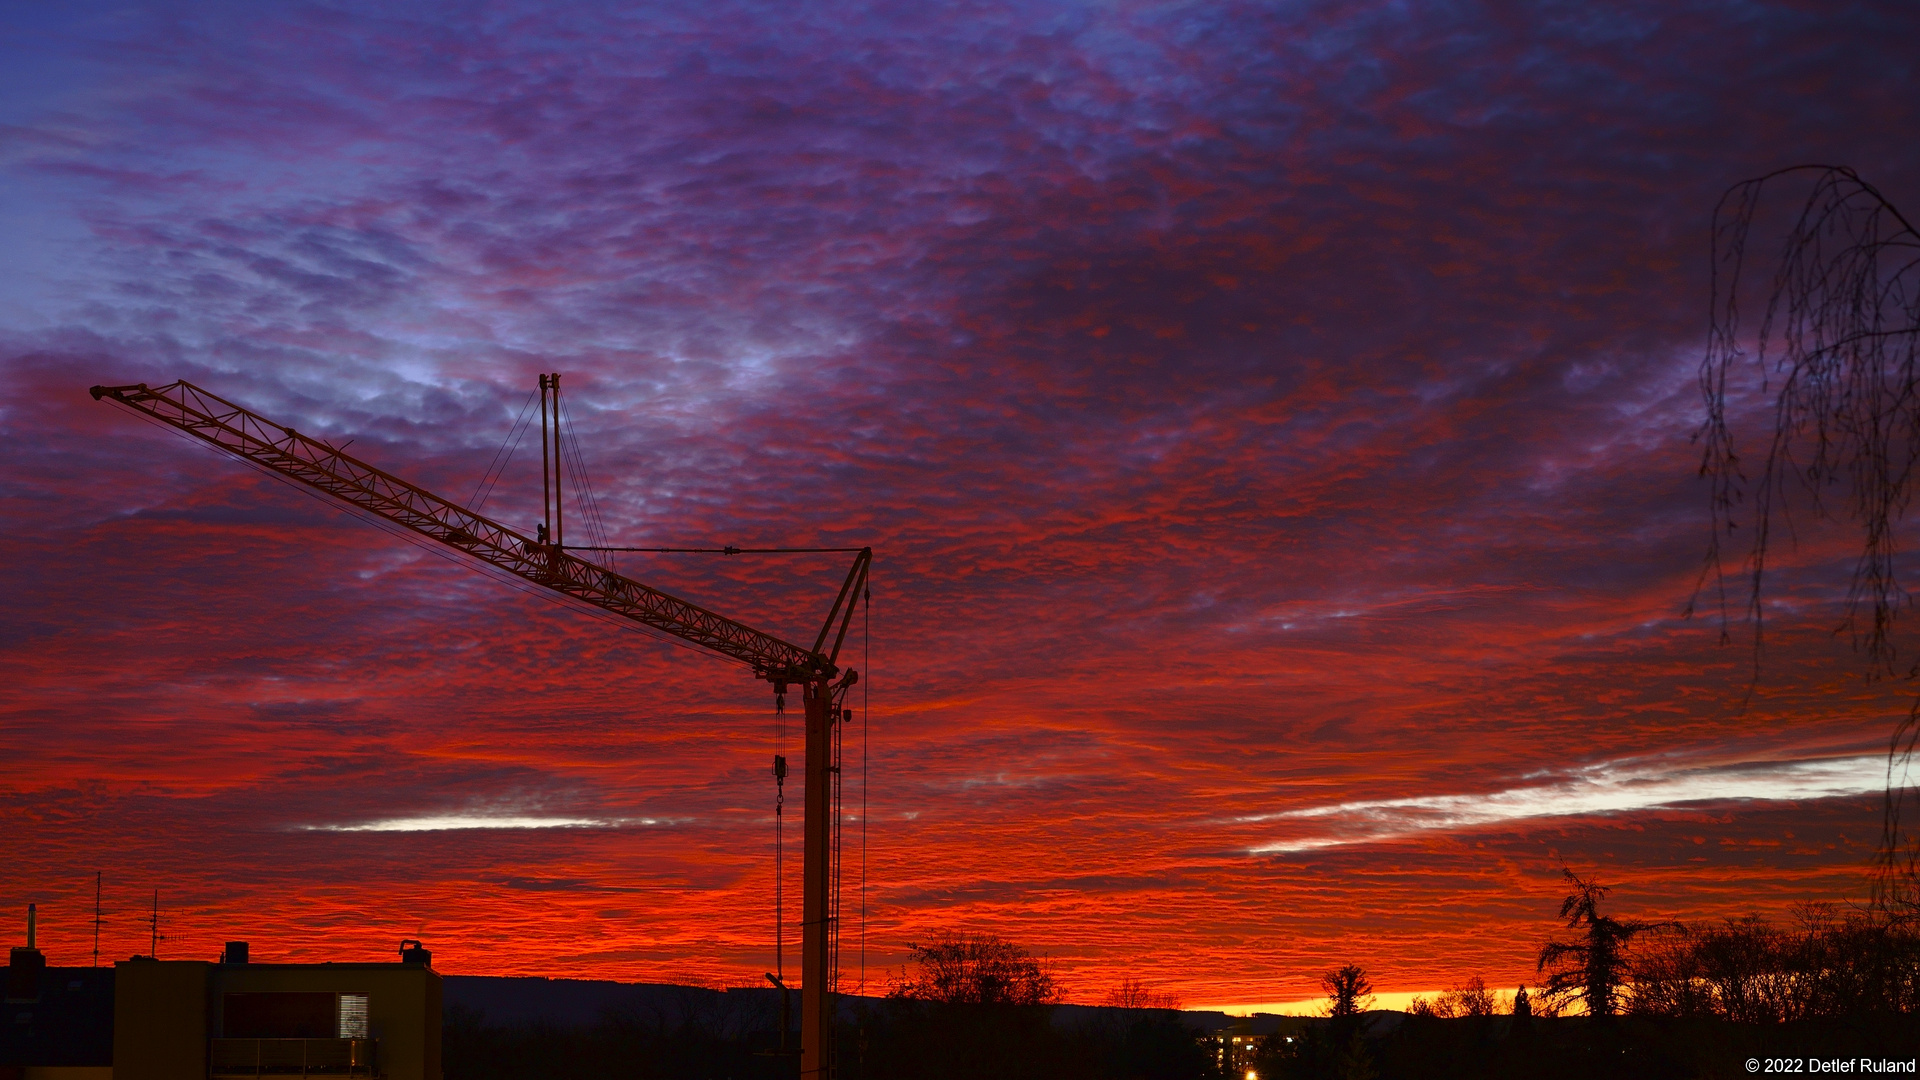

{"left": 801, "top": 676, "right": 836, "bottom": 1079}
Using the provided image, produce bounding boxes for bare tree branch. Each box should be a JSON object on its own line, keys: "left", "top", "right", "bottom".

{"left": 1695, "top": 165, "right": 1920, "bottom": 912}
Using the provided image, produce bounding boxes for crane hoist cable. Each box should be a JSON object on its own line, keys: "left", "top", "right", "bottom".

{"left": 864, "top": 572, "right": 871, "bottom": 991}
{"left": 774, "top": 748, "right": 788, "bottom": 982}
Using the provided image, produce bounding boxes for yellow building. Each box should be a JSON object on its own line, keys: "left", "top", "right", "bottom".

{"left": 111, "top": 942, "right": 441, "bottom": 1080}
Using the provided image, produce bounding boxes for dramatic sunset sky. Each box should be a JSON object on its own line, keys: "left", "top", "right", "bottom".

{"left": 3, "top": 1, "right": 1919, "bottom": 1013}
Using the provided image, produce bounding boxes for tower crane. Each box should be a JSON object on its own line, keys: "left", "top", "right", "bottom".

{"left": 92, "top": 377, "right": 867, "bottom": 1079}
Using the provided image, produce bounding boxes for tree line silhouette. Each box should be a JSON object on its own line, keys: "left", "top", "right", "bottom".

{"left": 1531, "top": 869, "right": 1920, "bottom": 1024}
{"left": 1256, "top": 868, "right": 1918, "bottom": 1080}
{"left": 440, "top": 867, "right": 1917, "bottom": 1080}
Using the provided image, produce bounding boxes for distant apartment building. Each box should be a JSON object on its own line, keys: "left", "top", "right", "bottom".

{"left": 3, "top": 908, "right": 439, "bottom": 1080}
{"left": 1212, "top": 1028, "right": 1260, "bottom": 1076}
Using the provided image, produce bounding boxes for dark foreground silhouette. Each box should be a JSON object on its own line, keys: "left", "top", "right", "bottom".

{"left": 1284, "top": 1013, "right": 1918, "bottom": 1080}
{"left": 445, "top": 996, "right": 1218, "bottom": 1080}
{"left": 443, "top": 902, "right": 1919, "bottom": 1079}
{"left": 443, "top": 997, "right": 1919, "bottom": 1080}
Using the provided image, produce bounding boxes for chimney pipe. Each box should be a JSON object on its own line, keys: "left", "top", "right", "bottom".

{"left": 7, "top": 905, "right": 45, "bottom": 1003}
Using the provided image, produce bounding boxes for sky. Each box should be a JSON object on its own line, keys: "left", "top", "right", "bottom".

{"left": 3, "top": 0, "right": 1919, "bottom": 1014}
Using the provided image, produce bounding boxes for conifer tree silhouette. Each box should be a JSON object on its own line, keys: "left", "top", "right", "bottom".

{"left": 1536, "top": 870, "right": 1670, "bottom": 1018}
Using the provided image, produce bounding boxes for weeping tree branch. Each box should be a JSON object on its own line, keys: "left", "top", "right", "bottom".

{"left": 1695, "top": 164, "right": 1920, "bottom": 913}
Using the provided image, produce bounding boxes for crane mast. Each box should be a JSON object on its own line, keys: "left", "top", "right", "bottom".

{"left": 93, "top": 378, "right": 866, "bottom": 1078}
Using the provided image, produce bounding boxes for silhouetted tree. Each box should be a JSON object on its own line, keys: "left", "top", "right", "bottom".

{"left": 1428, "top": 976, "right": 1499, "bottom": 1018}
{"left": 1321, "top": 964, "right": 1375, "bottom": 1019}
{"left": 1102, "top": 976, "right": 1184, "bottom": 1010}
{"left": 1627, "top": 904, "right": 1920, "bottom": 1021}
{"left": 1321, "top": 964, "right": 1377, "bottom": 1080}
{"left": 1536, "top": 870, "right": 1670, "bottom": 1018}
{"left": 1694, "top": 165, "right": 1920, "bottom": 909}
{"left": 1257, "top": 966, "right": 1378, "bottom": 1080}
{"left": 887, "top": 930, "right": 1059, "bottom": 1005}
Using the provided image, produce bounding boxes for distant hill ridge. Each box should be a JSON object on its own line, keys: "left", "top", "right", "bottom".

{"left": 443, "top": 975, "right": 1314, "bottom": 1035}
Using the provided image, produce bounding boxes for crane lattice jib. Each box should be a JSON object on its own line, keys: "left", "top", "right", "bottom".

{"left": 91, "top": 380, "right": 828, "bottom": 682}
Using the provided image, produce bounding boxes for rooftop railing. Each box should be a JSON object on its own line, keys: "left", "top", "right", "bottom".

{"left": 209, "top": 1037, "right": 377, "bottom": 1077}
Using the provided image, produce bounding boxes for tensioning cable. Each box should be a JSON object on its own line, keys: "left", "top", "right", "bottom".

{"left": 566, "top": 546, "right": 866, "bottom": 554}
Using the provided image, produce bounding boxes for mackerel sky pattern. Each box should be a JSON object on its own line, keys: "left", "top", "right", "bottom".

{"left": 3, "top": 0, "right": 1919, "bottom": 1009}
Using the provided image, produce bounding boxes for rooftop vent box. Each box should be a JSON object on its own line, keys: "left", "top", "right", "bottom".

{"left": 6, "top": 946, "right": 44, "bottom": 1002}
{"left": 399, "top": 939, "right": 430, "bottom": 966}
